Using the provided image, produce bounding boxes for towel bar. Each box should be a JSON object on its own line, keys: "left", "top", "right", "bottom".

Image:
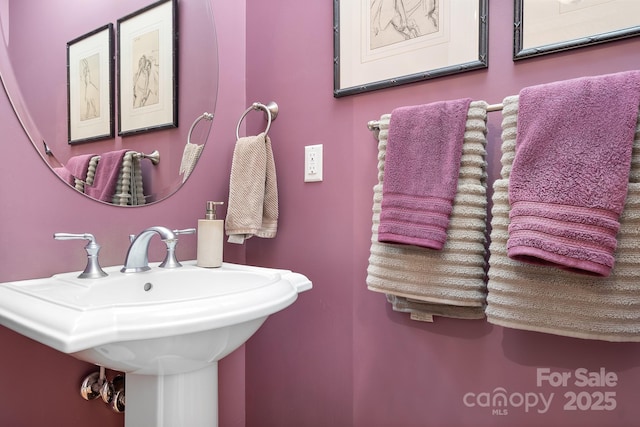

{"left": 367, "top": 102, "right": 504, "bottom": 131}
{"left": 133, "top": 150, "right": 160, "bottom": 165}
{"left": 235, "top": 101, "right": 279, "bottom": 140}
{"left": 88, "top": 151, "right": 159, "bottom": 165}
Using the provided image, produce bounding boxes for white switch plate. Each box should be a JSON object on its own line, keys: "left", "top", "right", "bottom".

{"left": 304, "top": 144, "right": 323, "bottom": 182}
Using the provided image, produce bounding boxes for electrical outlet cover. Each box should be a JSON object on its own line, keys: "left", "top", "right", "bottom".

{"left": 304, "top": 144, "right": 323, "bottom": 182}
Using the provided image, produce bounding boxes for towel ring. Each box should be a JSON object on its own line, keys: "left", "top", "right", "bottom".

{"left": 187, "top": 112, "right": 214, "bottom": 145}
{"left": 235, "top": 101, "right": 279, "bottom": 140}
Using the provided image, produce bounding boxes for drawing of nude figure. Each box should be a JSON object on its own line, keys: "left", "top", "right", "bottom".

{"left": 80, "top": 56, "right": 100, "bottom": 121}
{"left": 132, "top": 30, "right": 160, "bottom": 109}
{"left": 370, "top": 0, "right": 439, "bottom": 49}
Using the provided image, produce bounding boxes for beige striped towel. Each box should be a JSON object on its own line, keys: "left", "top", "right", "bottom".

{"left": 486, "top": 95, "right": 640, "bottom": 341}
{"left": 111, "top": 152, "right": 146, "bottom": 206}
{"left": 367, "top": 101, "right": 489, "bottom": 321}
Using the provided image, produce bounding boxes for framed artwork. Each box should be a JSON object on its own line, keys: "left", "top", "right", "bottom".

{"left": 67, "top": 24, "right": 114, "bottom": 145}
{"left": 514, "top": 0, "right": 640, "bottom": 60}
{"left": 333, "top": 0, "right": 488, "bottom": 97}
{"left": 117, "top": 0, "right": 178, "bottom": 136}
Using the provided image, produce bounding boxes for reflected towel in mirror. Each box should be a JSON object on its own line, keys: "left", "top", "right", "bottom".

{"left": 85, "top": 149, "right": 128, "bottom": 203}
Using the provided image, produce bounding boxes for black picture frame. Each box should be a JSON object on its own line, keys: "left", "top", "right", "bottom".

{"left": 67, "top": 24, "right": 115, "bottom": 145}
{"left": 333, "top": 0, "right": 489, "bottom": 98}
{"left": 117, "top": 0, "right": 178, "bottom": 136}
{"left": 514, "top": 0, "right": 640, "bottom": 60}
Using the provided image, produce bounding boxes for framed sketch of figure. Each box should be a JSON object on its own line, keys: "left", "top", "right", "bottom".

{"left": 118, "top": 0, "right": 178, "bottom": 136}
{"left": 333, "top": 0, "right": 488, "bottom": 97}
{"left": 514, "top": 0, "right": 640, "bottom": 60}
{"left": 67, "top": 24, "right": 114, "bottom": 144}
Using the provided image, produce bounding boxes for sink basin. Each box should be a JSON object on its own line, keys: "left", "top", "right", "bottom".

{"left": 0, "top": 261, "right": 311, "bottom": 373}
{"left": 0, "top": 261, "right": 311, "bottom": 426}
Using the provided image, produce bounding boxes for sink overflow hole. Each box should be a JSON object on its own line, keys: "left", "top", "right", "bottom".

{"left": 144, "top": 282, "right": 153, "bottom": 292}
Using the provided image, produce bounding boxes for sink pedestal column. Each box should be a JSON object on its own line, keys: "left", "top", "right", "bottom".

{"left": 125, "top": 363, "right": 218, "bottom": 427}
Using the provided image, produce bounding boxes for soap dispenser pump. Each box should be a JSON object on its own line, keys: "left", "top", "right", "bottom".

{"left": 197, "top": 201, "right": 224, "bottom": 268}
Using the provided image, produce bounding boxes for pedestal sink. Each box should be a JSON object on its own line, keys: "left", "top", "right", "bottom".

{"left": 0, "top": 261, "right": 312, "bottom": 426}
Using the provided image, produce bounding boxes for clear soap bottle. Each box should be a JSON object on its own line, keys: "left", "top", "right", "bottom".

{"left": 197, "top": 201, "right": 224, "bottom": 268}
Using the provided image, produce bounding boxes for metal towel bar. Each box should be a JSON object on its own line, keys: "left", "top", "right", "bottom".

{"left": 366, "top": 102, "right": 504, "bottom": 132}
{"left": 133, "top": 150, "right": 160, "bottom": 165}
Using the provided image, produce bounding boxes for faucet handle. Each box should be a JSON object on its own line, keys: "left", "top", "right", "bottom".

{"left": 159, "top": 239, "right": 182, "bottom": 269}
{"left": 156, "top": 228, "right": 194, "bottom": 269}
{"left": 173, "top": 228, "right": 196, "bottom": 235}
{"left": 155, "top": 228, "right": 194, "bottom": 269}
{"left": 54, "top": 233, "right": 108, "bottom": 279}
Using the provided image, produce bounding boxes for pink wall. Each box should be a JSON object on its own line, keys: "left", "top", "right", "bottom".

{"left": 243, "top": 1, "right": 640, "bottom": 427}
{"left": 3, "top": 1, "right": 640, "bottom": 426}
{"left": 0, "top": 1, "right": 246, "bottom": 425}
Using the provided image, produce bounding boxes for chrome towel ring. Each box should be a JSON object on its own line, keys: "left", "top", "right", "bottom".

{"left": 187, "top": 112, "right": 214, "bottom": 144}
{"left": 235, "top": 101, "right": 279, "bottom": 140}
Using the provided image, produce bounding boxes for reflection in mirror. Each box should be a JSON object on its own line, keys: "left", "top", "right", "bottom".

{"left": 0, "top": 0, "right": 218, "bottom": 206}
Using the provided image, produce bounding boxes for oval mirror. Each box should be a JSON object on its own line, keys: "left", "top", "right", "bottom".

{"left": 0, "top": 0, "right": 218, "bottom": 206}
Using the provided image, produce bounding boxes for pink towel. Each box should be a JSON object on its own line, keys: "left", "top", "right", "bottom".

{"left": 85, "top": 149, "right": 128, "bottom": 202}
{"left": 65, "top": 153, "right": 97, "bottom": 180}
{"left": 508, "top": 70, "right": 640, "bottom": 276}
{"left": 378, "top": 98, "right": 472, "bottom": 250}
{"left": 54, "top": 167, "right": 75, "bottom": 185}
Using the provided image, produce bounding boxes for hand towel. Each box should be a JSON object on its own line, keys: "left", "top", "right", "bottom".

{"left": 508, "top": 71, "right": 640, "bottom": 276}
{"left": 131, "top": 154, "right": 146, "bottom": 205}
{"left": 367, "top": 101, "right": 489, "bottom": 320}
{"left": 111, "top": 151, "right": 146, "bottom": 206}
{"left": 54, "top": 166, "right": 75, "bottom": 186}
{"left": 378, "top": 98, "right": 472, "bottom": 250}
{"left": 386, "top": 295, "right": 486, "bottom": 321}
{"left": 486, "top": 95, "right": 640, "bottom": 341}
{"left": 65, "top": 153, "right": 97, "bottom": 181}
{"left": 85, "top": 149, "right": 128, "bottom": 203}
{"left": 179, "top": 142, "right": 204, "bottom": 183}
{"left": 226, "top": 133, "right": 278, "bottom": 244}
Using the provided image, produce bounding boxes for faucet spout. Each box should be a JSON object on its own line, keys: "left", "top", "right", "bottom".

{"left": 121, "top": 226, "right": 178, "bottom": 273}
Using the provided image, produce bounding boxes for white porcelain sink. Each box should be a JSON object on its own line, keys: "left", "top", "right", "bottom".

{"left": 0, "top": 261, "right": 311, "bottom": 426}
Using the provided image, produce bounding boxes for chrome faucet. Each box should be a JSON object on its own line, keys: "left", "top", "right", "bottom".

{"left": 121, "top": 226, "right": 181, "bottom": 273}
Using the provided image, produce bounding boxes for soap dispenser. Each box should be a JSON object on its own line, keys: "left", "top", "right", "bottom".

{"left": 197, "top": 201, "right": 224, "bottom": 268}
